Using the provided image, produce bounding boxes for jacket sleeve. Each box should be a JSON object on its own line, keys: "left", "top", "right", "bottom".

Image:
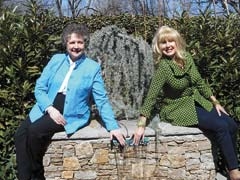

{"left": 34, "top": 55, "right": 60, "bottom": 112}
{"left": 139, "top": 62, "right": 167, "bottom": 118}
{"left": 92, "top": 66, "right": 120, "bottom": 131}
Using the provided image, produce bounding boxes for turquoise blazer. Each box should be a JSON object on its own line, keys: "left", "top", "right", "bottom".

{"left": 29, "top": 53, "right": 119, "bottom": 134}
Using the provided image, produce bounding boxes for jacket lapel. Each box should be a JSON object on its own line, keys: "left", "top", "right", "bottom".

{"left": 165, "top": 55, "right": 193, "bottom": 77}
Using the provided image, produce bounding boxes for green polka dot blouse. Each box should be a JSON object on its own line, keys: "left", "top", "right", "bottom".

{"left": 140, "top": 53, "right": 214, "bottom": 127}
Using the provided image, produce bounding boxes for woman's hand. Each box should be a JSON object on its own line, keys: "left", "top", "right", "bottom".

{"left": 46, "top": 106, "right": 66, "bottom": 126}
{"left": 215, "top": 104, "right": 229, "bottom": 116}
{"left": 210, "top": 96, "right": 229, "bottom": 117}
{"left": 133, "top": 127, "right": 145, "bottom": 145}
{"left": 110, "top": 129, "right": 126, "bottom": 146}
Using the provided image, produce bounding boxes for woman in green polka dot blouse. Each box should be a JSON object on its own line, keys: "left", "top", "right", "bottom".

{"left": 133, "top": 26, "right": 240, "bottom": 180}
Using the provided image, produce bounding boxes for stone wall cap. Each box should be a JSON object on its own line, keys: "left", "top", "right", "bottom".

{"left": 52, "top": 119, "right": 155, "bottom": 140}
{"left": 158, "top": 122, "right": 203, "bottom": 136}
{"left": 52, "top": 120, "right": 203, "bottom": 140}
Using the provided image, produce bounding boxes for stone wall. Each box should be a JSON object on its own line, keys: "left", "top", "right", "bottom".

{"left": 43, "top": 120, "right": 217, "bottom": 180}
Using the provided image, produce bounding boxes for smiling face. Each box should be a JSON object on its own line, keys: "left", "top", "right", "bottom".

{"left": 152, "top": 26, "right": 186, "bottom": 61}
{"left": 159, "top": 39, "right": 177, "bottom": 58}
{"left": 66, "top": 33, "right": 85, "bottom": 61}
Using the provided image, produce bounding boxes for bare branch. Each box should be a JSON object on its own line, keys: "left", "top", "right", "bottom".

{"left": 55, "top": 0, "right": 63, "bottom": 17}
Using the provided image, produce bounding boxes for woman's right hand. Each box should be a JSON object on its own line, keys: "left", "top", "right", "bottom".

{"left": 46, "top": 106, "right": 66, "bottom": 126}
{"left": 133, "top": 127, "right": 145, "bottom": 145}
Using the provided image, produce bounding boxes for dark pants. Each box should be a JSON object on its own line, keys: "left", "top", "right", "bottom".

{"left": 14, "top": 93, "right": 65, "bottom": 180}
{"left": 196, "top": 105, "right": 239, "bottom": 170}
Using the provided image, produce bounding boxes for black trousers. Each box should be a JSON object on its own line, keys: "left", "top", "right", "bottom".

{"left": 14, "top": 93, "right": 65, "bottom": 180}
{"left": 196, "top": 105, "right": 239, "bottom": 170}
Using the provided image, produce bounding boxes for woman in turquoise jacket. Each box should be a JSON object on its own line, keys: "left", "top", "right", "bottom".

{"left": 14, "top": 23, "right": 125, "bottom": 180}
{"left": 133, "top": 26, "right": 240, "bottom": 180}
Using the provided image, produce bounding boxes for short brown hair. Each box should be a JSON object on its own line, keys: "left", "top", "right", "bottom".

{"left": 61, "top": 23, "right": 89, "bottom": 47}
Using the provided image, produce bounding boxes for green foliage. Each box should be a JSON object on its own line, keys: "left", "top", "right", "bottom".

{"left": 179, "top": 13, "right": 240, "bottom": 119}
{"left": 0, "top": 5, "right": 62, "bottom": 179}
{"left": 0, "top": 3, "right": 239, "bottom": 179}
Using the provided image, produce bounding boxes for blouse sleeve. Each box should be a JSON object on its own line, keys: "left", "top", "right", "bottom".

{"left": 139, "top": 62, "right": 166, "bottom": 118}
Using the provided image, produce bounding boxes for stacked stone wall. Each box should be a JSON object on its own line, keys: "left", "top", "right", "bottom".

{"left": 43, "top": 120, "right": 216, "bottom": 180}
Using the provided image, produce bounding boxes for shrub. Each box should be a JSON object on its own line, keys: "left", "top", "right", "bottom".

{"left": 0, "top": 4, "right": 239, "bottom": 179}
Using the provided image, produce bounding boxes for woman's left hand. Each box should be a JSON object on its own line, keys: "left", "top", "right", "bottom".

{"left": 215, "top": 104, "right": 229, "bottom": 116}
{"left": 110, "top": 129, "right": 126, "bottom": 146}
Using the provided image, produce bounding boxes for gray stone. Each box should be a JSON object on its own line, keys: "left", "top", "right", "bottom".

{"left": 86, "top": 25, "right": 154, "bottom": 119}
{"left": 74, "top": 170, "right": 97, "bottom": 179}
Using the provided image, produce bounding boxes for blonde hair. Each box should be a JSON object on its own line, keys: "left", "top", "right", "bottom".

{"left": 152, "top": 26, "right": 186, "bottom": 61}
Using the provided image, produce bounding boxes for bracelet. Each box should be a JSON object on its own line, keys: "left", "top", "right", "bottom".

{"left": 212, "top": 100, "right": 220, "bottom": 106}
{"left": 137, "top": 118, "right": 146, "bottom": 127}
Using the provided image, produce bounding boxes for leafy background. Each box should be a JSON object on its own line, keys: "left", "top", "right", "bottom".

{"left": 0, "top": 2, "right": 239, "bottom": 179}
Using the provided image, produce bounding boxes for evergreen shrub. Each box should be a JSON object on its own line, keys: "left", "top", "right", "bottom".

{"left": 0, "top": 4, "right": 239, "bottom": 179}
